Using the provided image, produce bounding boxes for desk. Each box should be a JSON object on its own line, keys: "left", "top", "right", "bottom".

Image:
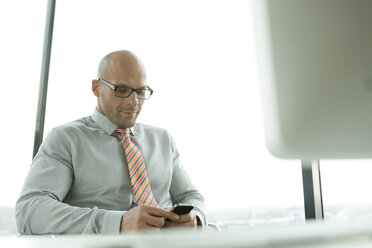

{"left": 2, "top": 220, "right": 372, "bottom": 248}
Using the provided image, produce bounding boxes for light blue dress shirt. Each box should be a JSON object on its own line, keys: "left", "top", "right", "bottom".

{"left": 16, "top": 109, "right": 206, "bottom": 234}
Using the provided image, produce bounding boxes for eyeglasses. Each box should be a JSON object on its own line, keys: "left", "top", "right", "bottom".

{"left": 98, "top": 78, "right": 153, "bottom": 100}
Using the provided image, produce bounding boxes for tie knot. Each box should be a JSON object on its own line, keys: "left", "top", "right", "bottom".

{"left": 116, "top": 128, "right": 130, "bottom": 136}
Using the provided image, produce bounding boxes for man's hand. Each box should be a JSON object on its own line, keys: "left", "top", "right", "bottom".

{"left": 164, "top": 210, "right": 198, "bottom": 228}
{"left": 120, "top": 205, "right": 179, "bottom": 232}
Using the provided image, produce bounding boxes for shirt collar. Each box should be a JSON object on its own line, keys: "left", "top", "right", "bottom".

{"left": 91, "top": 108, "right": 136, "bottom": 136}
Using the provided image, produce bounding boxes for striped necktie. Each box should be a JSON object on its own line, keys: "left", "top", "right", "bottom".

{"left": 116, "top": 128, "right": 158, "bottom": 207}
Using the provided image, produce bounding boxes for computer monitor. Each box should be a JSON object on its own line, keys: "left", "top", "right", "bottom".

{"left": 251, "top": 0, "right": 372, "bottom": 159}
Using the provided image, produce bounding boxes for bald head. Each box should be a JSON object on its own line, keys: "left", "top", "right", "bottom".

{"left": 97, "top": 50, "right": 146, "bottom": 81}
{"left": 92, "top": 50, "right": 148, "bottom": 128}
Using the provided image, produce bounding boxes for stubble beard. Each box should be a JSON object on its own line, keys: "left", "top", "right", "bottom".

{"left": 116, "top": 112, "right": 139, "bottom": 129}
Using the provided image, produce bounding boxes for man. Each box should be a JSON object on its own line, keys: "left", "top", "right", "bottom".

{"left": 16, "top": 50, "right": 206, "bottom": 234}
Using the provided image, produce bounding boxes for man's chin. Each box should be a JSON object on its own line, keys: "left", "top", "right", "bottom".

{"left": 118, "top": 119, "right": 137, "bottom": 129}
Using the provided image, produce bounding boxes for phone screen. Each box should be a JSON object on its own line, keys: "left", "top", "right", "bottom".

{"left": 171, "top": 204, "right": 194, "bottom": 215}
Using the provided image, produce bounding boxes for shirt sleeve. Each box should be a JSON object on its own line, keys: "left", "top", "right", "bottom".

{"left": 168, "top": 134, "right": 208, "bottom": 227}
{"left": 15, "top": 128, "right": 125, "bottom": 235}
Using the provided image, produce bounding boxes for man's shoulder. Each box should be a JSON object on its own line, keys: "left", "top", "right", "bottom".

{"left": 52, "top": 115, "right": 95, "bottom": 135}
{"left": 41, "top": 116, "right": 96, "bottom": 147}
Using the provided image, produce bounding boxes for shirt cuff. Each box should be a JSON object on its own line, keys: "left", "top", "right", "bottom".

{"left": 194, "top": 211, "right": 206, "bottom": 228}
{"left": 101, "top": 210, "right": 126, "bottom": 234}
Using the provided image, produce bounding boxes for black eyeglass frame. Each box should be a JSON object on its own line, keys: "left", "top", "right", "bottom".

{"left": 98, "top": 78, "right": 154, "bottom": 100}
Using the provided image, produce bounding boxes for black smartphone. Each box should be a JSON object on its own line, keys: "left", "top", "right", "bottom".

{"left": 165, "top": 203, "right": 194, "bottom": 221}
{"left": 170, "top": 203, "right": 194, "bottom": 215}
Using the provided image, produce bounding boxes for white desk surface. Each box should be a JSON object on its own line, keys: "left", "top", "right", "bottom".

{"left": 2, "top": 219, "right": 372, "bottom": 248}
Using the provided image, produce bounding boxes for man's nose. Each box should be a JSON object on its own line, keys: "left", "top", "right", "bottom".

{"left": 127, "top": 91, "right": 138, "bottom": 106}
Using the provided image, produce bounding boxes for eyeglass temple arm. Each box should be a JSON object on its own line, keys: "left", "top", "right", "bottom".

{"left": 98, "top": 78, "right": 116, "bottom": 90}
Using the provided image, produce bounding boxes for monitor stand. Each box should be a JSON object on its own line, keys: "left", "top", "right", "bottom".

{"left": 301, "top": 160, "right": 324, "bottom": 220}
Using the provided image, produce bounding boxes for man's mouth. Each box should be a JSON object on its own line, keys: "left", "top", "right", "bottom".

{"left": 120, "top": 110, "right": 137, "bottom": 117}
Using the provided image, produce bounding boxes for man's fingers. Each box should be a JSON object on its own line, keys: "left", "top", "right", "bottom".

{"left": 121, "top": 205, "right": 170, "bottom": 232}
{"left": 120, "top": 205, "right": 188, "bottom": 232}
{"left": 144, "top": 205, "right": 180, "bottom": 222}
{"left": 144, "top": 214, "right": 166, "bottom": 228}
{"left": 163, "top": 210, "right": 198, "bottom": 230}
{"left": 177, "top": 211, "right": 196, "bottom": 223}
{"left": 162, "top": 210, "right": 180, "bottom": 222}
{"left": 164, "top": 220, "right": 195, "bottom": 228}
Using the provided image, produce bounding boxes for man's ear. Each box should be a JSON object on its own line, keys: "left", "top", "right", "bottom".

{"left": 92, "top": 79, "right": 100, "bottom": 97}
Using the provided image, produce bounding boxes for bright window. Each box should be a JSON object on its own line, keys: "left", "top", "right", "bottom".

{"left": 321, "top": 160, "right": 372, "bottom": 221}
{"left": 0, "top": 1, "right": 46, "bottom": 207}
